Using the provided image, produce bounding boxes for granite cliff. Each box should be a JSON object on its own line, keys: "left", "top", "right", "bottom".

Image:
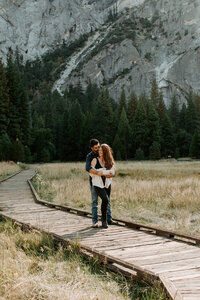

{"left": 0, "top": 0, "right": 199, "bottom": 104}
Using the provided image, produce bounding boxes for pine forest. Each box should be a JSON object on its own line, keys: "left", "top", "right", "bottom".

{"left": 1, "top": 48, "right": 200, "bottom": 163}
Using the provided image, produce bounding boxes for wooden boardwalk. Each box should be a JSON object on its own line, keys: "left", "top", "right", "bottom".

{"left": 1, "top": 170, "right": 200, "bottom": 299}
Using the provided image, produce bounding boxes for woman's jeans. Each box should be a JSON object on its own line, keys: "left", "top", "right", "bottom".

{"left": 90, "top": 184, "right": 112, "bottom": 223}
{"left": 93, "top": 185, "right": 110, "bottom": 222}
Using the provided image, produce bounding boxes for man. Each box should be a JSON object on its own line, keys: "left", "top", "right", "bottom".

{"left": 85, "top": 138, "right": 116, "bottom": 227}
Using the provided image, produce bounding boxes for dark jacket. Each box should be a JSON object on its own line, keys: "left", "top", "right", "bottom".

{"left": 85, "top": 150, "right": 98, "bottom": 185}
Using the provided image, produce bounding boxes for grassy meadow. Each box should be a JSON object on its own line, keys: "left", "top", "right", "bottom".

{"left": 0, "top": 161, "right": 21, "bottom": 180}
{"left": 32, "top": 160, "right": 200, "bottom": 236}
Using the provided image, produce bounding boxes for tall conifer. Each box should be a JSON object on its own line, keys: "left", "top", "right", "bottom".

{"left": 0, "top": 59, "right": 9, "bottom": 135}
{"left": 161, "top": 114, "right": 176, "bottom": 157}
{"left": 186, "top": 92, "right": 199, "bottom": 134}
{"left": 157, "top": 94, "right": 166, "bottom": 122}
{"left": 168, "top": 94, "right": 179, "bottom": 131}
{"left": 147, "top": 103, "right": 161, "bottom": 151}
{"left": 127, "top": 90, "right": 138, "bottom": 125}
{"left": 6, "top": 50, "right": 30, "bottom": 145}
{"left": 132, "top": 102, "right": 148, "bottom": 156}
{"left": 179, "top": 103, "right": 187, "bottom": 130}
{"left": 150, "top": 80, "right": 160, "bottom": 109}
{"left": 116, "top": 108, "right": 130, "bottom": 159}
{"left": 6, "top": 51, "right": 22, "bottom": 141}
{"left": 189, "top": 130, "right": 200, "bottom": 158}
{"left": 117, "top": 89, "right": 127, "bottom": 118}
{"left": 68, "top": 100, "right": 84, "bottom": 160}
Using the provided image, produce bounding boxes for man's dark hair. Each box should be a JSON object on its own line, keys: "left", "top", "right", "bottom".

{"left": 90, "top": 139, "right": 99, "bottom": 147}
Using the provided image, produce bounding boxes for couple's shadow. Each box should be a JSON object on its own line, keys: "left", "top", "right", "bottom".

{"left": 61, "top": 225, "right": 104, "bottom": 241}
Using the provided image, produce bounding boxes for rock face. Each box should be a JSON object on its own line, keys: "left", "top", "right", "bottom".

{"left": 0, "top": 0, "right": 116, "bottom": 61}
{"left": 0, "top": 0, "right": 200, "bottom": 105}
{"left": 60, "top": 0, "right": 200, "bottom": 105}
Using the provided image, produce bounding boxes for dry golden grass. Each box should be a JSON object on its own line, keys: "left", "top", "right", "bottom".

{"left": 0, "top": 162, "right": 21, "bottom": 180}
{"left": 0, "top": 219, "right": 165, "bottom": 300}
{"left": 32, "top": 161, "right": 200, "bottom": 236}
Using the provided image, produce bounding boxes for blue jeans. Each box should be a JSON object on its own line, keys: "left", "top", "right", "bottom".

{"left": 90, "top": 183, "right": 112, "bottom": 223}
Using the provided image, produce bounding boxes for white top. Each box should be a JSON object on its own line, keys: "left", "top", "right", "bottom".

{"left": 90, "top": 159, "right": 115, "bottom": 189}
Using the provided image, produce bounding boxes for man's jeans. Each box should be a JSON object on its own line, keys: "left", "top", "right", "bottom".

{"left": 90, "top": 184, "right": 112, "bottom": 223}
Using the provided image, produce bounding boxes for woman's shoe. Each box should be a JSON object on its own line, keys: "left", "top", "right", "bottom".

{"left": 102, "top": 220, "right": 108, "bottom": 228}
{"left": 92, "top": 222, "right": 99, "bottom": 228}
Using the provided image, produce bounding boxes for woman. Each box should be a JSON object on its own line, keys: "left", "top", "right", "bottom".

{"left": 90, "top": 143, "right": 115, "bottom": 228}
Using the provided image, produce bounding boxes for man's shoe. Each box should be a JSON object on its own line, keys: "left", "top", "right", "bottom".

{"left": 107, "top": 220, "right": 117, "bottom": 225}
{"left": 92, "top": 222, "right": 99, "bottom": 228}
{"left": 102, "top": 221, "right": 108, "bottom": 228}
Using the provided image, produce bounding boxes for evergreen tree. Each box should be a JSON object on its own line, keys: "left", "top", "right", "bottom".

{"left": 100, "top": 89, "right": 113, "bottom": 144}
{"left": 194, "top": 94, "right": 200, "bottom": 117}
{"left": 84, "top": 81, "right": 100, "bottom": 111}
{"left": 189, "top": 130, "right": 200, "bottom": 158}
{"left": 149, "top": 141, "right": 161, "bottom": 160}
{"left": 0, "top": 133, "right": 12, "bottom": 161}
{"left": 116, "top": 108, "right": 130, "bottom": 159}
{"left": 179, "top": 103, "right": 187, "bottom": 130}
{"left": 61, "top": 110, "right": 70, "bottom": 161}
{"left": 127, "top": 90, "right": 138, "bottom": 125}
{"left": 157, "top": 94, "right": 166, "bottom": 122}
{"left": 0, "top": 60, "right": 9, "bottom": 135}
{"left": 24, "top": 145, "right": 32, "bottom": 163}
{"left": 150, "top": 80, "right": 160, "bottom": 109}
{"left": 176, "top": 129, "right": 191, "bottom": 157}
{"left": 92, "top": 95, "right": 105, "bottom": 141}
{"left": 131, "top": 102, "right": 148, "bottom": 157}
{"left": 111, "top": 109, "right": 119, "bottom": 144}
{"left": 168, "top": 94, "right": 180, "bottom": 131}
{"left": 6, "top": 51, "right": 22, "bottom": 141}
{"left": 6, "top": 50, "right": 30, "bottom": 145}
{"left": 139, "top": 92, "right": 149, "bottom": 113}
{"left": 117, "top": 89, "right": 127, "bottom": 118}
{"left": 194, "top": 94, "right": 200, "bottom": 130}
{"left": 134, "top": 148, "right": 145, "bottom": 160}
{"left": 92, "top": 90, "right": 113, "bottom": 144}
{"left": 31, "top": 116, "right": 55, "bottom": 162}
{"left": 161, "top": 114, "right": 176, "bottom": 157}
{"left": 67, "top": 100, "right": 84, "bottom": 160}
{"left": 81, "top": 111, "right": 94, "bottom": 159}
{"left": 40, "top": 148, "right": 51, "bottom": 162}
{"left": 12, "top": 138, "right": 24, "bottom": 162}
{"left": 186, "top": 92, "right": 199, "bottom": 134}
{"left": 19, "top": 88, "right": 31, "bottom": 146}
{"left": 112, "top": 133, "right": 121, "bottom": 160}
{"left": 147, "top": 103, "right": 161, "bottom": 154}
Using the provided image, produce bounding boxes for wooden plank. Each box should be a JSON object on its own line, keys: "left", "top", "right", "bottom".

{"left": 182, "top": 296, "right": 200, "bottom": 300}
{"left": 94, "top": 239, "right": 170, "bottom": 252}
{"left": 81, "top": 235, "right": 165, "bottom": 247}
{"left": 163, "top": 269, "right": 200, "bottom": 281}
{"left": 2, "top": 208, "right": 55, "bottom": 214}
{"left": 105, "top": 240, "right": 182, "bottom": 256}
{"left": 107, "top": 244, "right": 193, "bottom": 260}
{"left": 160, "top": 275, "right": 182, "bottom": 300}
{"left": 5, "top": 210, "right": 76, "bottom": 219}
{"left": 72, "top": 231, "right": 153, "bottom": 241}
{"left": 144, "top": 258, "right": 200, "bottom": 274}
{"left": 109, "top": 263, "right": 137, "bottom": 278}
{"left": 127, "top": 249, "right": 200, "bottom": 266}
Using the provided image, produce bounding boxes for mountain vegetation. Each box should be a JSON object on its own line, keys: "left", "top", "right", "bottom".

{"left": 0, "top": 48, "right": 200, "bottom": 163}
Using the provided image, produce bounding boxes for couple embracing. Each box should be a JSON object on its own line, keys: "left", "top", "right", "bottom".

{"left": 86, "top": 139, "right": 116, "bottom": 229}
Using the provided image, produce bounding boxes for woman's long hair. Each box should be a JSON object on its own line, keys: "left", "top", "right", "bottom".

{"left": 101, "top": 144, "right": 115, "bottom": 170}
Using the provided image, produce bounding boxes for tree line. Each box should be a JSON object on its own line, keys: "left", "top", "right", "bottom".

{"left": 0, "top": 50, "right": 200, "bottom": 162}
